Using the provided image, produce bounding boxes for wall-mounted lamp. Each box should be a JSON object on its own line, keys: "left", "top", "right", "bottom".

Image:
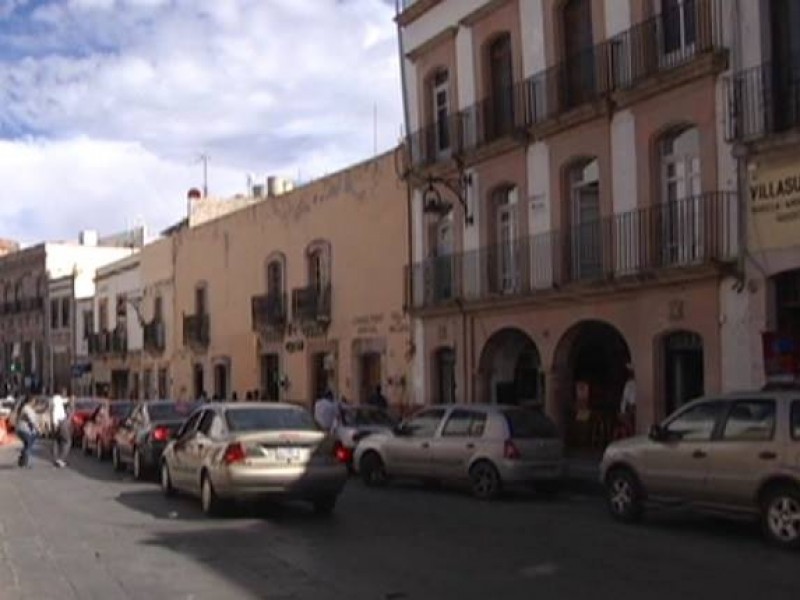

{"left": 422, "top": 170, "right": 473, "bottom": 226}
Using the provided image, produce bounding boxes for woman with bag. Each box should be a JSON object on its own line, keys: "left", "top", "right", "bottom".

{"left": 15, "top": 396, "right": 40, "bottom": 468}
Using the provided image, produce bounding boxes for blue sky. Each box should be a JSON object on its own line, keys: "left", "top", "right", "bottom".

{"left": 0, "top": 0, "right": 402, "bottom": 243}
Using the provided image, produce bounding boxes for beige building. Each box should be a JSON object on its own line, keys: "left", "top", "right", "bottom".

{"left": 171, "top": 151, "right": 411, "bottom": 408}
{"left": 398, "top": 0, "right": 741, "bottom": 450}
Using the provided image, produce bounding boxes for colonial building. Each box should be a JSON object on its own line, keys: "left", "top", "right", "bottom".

{"left": 723, "top": 0, "right": 800, "bottom": 389}
{"left": 397, "top": 0, "right": 742, "bottom": 449}
{"left": 170, "top": 151, "right": 411, "bottom": 407}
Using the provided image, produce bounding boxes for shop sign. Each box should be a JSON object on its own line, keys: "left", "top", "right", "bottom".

{"left": 749, "top": 162, "right": 800, "bottom": 251}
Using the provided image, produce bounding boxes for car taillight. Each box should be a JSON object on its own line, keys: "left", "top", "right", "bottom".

{"left": 72, "top": 414, "right": 85, "bottom": 425}
{"left": 152, "top": 426, "right": 170, "bottom": 442}
{"left": 503, "top": 440, "right": 521, "bottom": 460}
{"left": 223, "top": 442, "right": 246, "bottom": 465}
{"left": 334, "top": 441, "right": 352, "bottom": 464}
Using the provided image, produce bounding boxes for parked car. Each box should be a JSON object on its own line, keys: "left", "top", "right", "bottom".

{"left": 82, "top": 400, "right": 133, "bottom": 460}
{"left": 353, "top": 404, "right": 564, "bottom": 499}
{"left": 71, "top": 398, "right": 101, "bottom": 444}
{"left": 112, "top": 400, "right": 197, "bottom": 480}
{"left": 160, "top": 402, "right": 348, "bottom": 516}
{"left": 601, "top": 390, "right": 800, "bottom": 549}
{"left": 333, "top": 405, "right": 396, "bottom": 467}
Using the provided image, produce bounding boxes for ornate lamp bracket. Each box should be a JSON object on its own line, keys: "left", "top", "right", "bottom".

{"left": 421, "top": 165, "right": 474, "bottom": 226}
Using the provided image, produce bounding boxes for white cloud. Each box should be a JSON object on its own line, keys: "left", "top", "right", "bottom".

{"left": 0, "top": 0, "right": 403, "bottom": 241}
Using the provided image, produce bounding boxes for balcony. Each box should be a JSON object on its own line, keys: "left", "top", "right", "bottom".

{"left": 725, "top": 60, "right": 800, "bottom": 143}
{"left": 251, "top": 293, "right": 287, "bottom": 332}
{"left": 88, "top": 331, "right": 112, "bottom": 356}
{"left": 143, "top": 320, "right": 166, "bottom": 353}
{"left": 292, "top": 285, "right": 331, "bottom": 325}
{"left": 405, "top": 0, "right": 724, "bottom": 170}
{"left": 183, "top": 313, "right": 210, "bottom": 349}
{"left": 111, "top": 327, "right": 128, "bottom": 354}
{"left": 408, "top": 192, "right": 737, "bottom": 311}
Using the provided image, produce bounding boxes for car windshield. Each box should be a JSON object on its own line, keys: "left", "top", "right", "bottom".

{"left": 503, "top": 408, "right": 559, "bottom": 439}
{"left": 74, "top": 400, "right": 99, "bottom": 412}
{"left": 341, "top": 408, "right": 395, "bottom": 427}
{"left": 109, "top": 402, "right": 133, "bottom": 418}
{"left": 148, "top": 402, "right": 196, "bottom": 422}
{"left": 225, "top": 407, "right": 317, "bottom": 432}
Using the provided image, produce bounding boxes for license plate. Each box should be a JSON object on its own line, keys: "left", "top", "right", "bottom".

{"left": 261, "top": 447, "right": 306, "bottom": 462}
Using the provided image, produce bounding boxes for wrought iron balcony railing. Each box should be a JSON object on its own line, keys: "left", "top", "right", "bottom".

{"left": 183, "top": 313, "right": 210, "bottom": 349}
{"left": 251, "top": 293, "right": 287, "bottom": 332}
{"left": 725, "top": 58, "right": 800, "bottom": 142}
{"left": 292, "top": 285, "right": 331, "bottom": 324}
{"left": 407, "top": 192, "right": 737, "bottom": 310}
{"left": 143, "top": 320, "right": 166, "bottom": 353}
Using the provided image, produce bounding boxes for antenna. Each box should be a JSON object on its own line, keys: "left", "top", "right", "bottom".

{"left": 197, "top": 153, "right": 210, "bottom": 197}
{"left": 373, "top": 102, "right": 378, "bottom": 156}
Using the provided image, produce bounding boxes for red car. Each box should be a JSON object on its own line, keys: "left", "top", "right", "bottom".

{"left": 71, "top": 398, "right": 100, "bottom": 444}
{"left": 82, "top": 400, "right": 133, "bottom": 460}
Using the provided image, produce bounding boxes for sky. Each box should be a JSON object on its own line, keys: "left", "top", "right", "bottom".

{"left": 0, "top": 0, "right": 403, "bottom": 244}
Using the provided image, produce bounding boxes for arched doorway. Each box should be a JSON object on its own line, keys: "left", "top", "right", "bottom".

{"left": 553, "top": 321, "right": 631, "bottom": 452}
{"left": 478, "top": 328, "right": 543, "bottom": 405}
{"left": 662, "top": 330, "right": 704, "bottom": 416}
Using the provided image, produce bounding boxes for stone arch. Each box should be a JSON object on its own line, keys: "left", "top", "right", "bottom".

{"left": 477, "top": 328, "right": 543, "bottom": 405}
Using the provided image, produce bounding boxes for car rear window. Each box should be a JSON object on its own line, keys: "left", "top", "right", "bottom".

{"left": 148, "top": 402, "right": 196, "bottom": 421}
{"left": 109, "top": 402, "right": 133, "bottom": 418}
{"left": 341, "top": 408, "right": 395, "bottom": 427}
{"left": 225, "top": 407, "right": 317, "bottom": 432}
{"left": 503, "top": 408, "right": 559, "bottom": 439}
{"left": 75, "top": 400, "right": 99, "bottom": 412}
{"left": 792, "top": 401, "right": 800, "bottom": 441}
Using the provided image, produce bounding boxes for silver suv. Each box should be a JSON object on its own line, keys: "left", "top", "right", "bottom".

{"left": 601, "top": 390, "right": 800, "bottom": 549}
{"left": 353, "top": 404, "right": 563, "bottom": 499}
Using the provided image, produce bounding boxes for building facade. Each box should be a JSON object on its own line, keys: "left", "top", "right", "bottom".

{"left": 171, "top": 151, "right": 411, "bottom": 408}
{"left": 398, "top": 0, "right": 743, "bottom": 449}
{"left": 46, "top": 275, "right": 75, "bottom": 394}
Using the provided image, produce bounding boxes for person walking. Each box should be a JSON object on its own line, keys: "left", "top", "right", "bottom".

{"left": 313, "top": 390, "right": 338, "bottom": 432}
{"left": 366, "top": 385, "right": 388, "bottom": 410}
{"left": 51, "top": 388, "right": 71, "bottom": 468}
{"left": 15, "top": 396, "right": 40, "bottom": 468}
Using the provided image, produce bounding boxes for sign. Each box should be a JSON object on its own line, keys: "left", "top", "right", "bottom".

{"left": 762, "top": 331, "right": 800, "bottom": 385}
{"left": 749, "top": 162, "right": 800, "bottom": 251}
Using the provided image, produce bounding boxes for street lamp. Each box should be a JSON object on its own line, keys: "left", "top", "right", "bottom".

{"left": 421, "top": 170, "right": 474, "bottom": 226}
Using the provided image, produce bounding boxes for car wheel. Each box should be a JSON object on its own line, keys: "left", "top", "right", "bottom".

{"left": 469, "top": 460, "right": 501, "bottom": 500}
{"left": 360, "top": 452, "right": 388, "bottom": 487}
{"left": 606, "top": 468, "right": 644, "bottom": 523}
{"left": 81, "top": 435, "right": 89, "bottom": 455}
{"left": 133, "top": 448, "right": 145, "bottom": 481}
{"left": 312, "top": 495, "right": 337, "bottom": 516}
{"left": 762, "top": 485, "right": 800, "bottom": 550}
{"left": 160, "top": 462, "right": 176, "bottom": 497}
{"left": 112, "top": 445, "right": 124, "bottom": 472}
{"left": 95, "top": 438, "right": 104, "bottom": 461}
{"left": 201, "top": 474, "right": 224, "bottom": 517}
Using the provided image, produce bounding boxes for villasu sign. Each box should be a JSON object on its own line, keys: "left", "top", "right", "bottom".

{"left": 749, "top": 162, "right": 800, "bottom": 251}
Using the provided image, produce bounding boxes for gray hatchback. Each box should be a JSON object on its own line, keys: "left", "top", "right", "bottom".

{"left": 601, "top": 390, "right": 800, "bottom": 549}
{"left": 353, "top": 403, "right": 564, "bottom": 499}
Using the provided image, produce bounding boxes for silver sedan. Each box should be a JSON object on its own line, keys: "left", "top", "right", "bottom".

{"left": 160, "top": 403, "right": 348, "bottom": 516}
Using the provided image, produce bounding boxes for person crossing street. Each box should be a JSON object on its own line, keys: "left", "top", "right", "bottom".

{"left": 51, "top": 388, "right": 71, "bottom": 468}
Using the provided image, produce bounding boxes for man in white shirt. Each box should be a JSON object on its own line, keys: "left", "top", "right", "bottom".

{"left": 313, "top": 390, "right": 338, "bottom": 432}
{"left": 51, "top": 388, "right": 71, "bottom": 468}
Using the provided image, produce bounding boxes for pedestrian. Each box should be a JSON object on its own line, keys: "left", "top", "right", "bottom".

{"left": 313, "top": 389, "right": 337, "bottom": 431}
{"left": 366, "top": 384, "right": 388, "bottom": 410}
{"left": 15, "top": 396, "right": 40, "bottom": 468}
{"left": 231, "top": 391, "right": 238, "bottom": 402}
{"left": 51, "top": 388, "right": 71, "bottom": 468}
{"left": 617, "top": 365, "right": 636, "bottom": 438}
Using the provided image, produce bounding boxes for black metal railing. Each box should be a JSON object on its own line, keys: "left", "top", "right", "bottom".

{"left": 183, "top": 313, "right": 210, "bottom": 348}
{"left": 251, "top": 292, "right": 287, "bottom": 331}
{"left": 143, "top": 320, "right": 166, "bottom": 353}
{"left": 406, "top": 0, "right": 723, "bottom": 169}
{"left": 725, "top": 58, "right": 800, "bottom": 142}
{"left": 88, "top": 330, "right": 112, "bottom": 356}
{"left": 610, "top": 0, "right": 717, "bottom": 90}
{"left": 407, "top": 192, "right": 737, "bottom": 310}
{"left": 111, "top": 327, "right": 127, "bottom": 354}
{"left": 292, "top": 285, "right": 331, "bottom": 324}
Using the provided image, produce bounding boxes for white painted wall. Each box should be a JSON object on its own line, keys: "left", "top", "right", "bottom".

{"left": 604, "top": 0, "right": 631, "bottom": 38}
{"left": 527, "top": 142, "right": 552, "bottom": 289}
{"left": 94, "top": 255, "right": 143, "bottom": 352}
{"left": 404, "top": 59, "right": 420, "bottom": 133}
{"left": 737, "top": 0, "right": 765, "bottom": 70}
{"left": 611, "top": 109, "right": 637, "bottom": 214}
{"left": 456, "top": 26, "right": 476, "bottom": 109}
{"left": 413, "top": 319, "right": 425, "bottom": 405}
{"left": 402, "top": 0, "right": 487, "bottom": 56}
{"left": 519, "top": 0, "right": 546, "bottom": 77}
{"left": 719, "top": 278, "right": 764, "bottom": 391}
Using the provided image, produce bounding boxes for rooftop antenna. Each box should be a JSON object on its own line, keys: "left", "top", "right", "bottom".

{"left": 373, "top": 102, "right": 378, "bottom": 156}
{"left": 197, "top": 153, "right": 210, "bottom": 197}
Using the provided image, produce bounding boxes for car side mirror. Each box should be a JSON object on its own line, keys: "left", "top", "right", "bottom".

{"left": 649, "top": 424, "right": 666, "bottom": 441}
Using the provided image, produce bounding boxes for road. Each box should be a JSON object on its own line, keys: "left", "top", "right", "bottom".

{"left": 0, "top": 441, "right": 798, "bottom": 600}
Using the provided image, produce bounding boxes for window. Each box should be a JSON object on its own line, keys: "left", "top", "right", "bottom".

{"left": 50, "top": 299, "right": 59, "bottom": 329}
{"left": 142, "top": 369, "right": 153, "bottom": 400}
{"left": 177, "top": 409, "right": 204, "bottom": 439}
{"left": 494, "top": 187, "right": 518, "bottom": 292}
{"left": 488, "top": 33, "right": 514, "bottom": 139}
{"left": 208, "top": 414, "right": 225, "bottom": 438}
{"left": 721, "top": 400, "right": 776, "bottom": 441}
{"left": 569, "top": 159, "right": 601, "bottom": 280}
{"left": 267, "top": 260, "right": 283, "bottom": 296}
{"left": 61, "top": 297, "right": 70, "bottom": 328}
{"left": 116, "top": 295, "right": 126, "bottom": 319}
{"left": 792, "top": 401, "right": 800, "bottom": 441}
{"left": 198, "top": 410, "right": 215, "bottom": 436}
{"left": 432, "top": 69, "right": 450, "bottom": 153}
{"left": 503, "top": 408, "right": 559, "bottom": 439}
{"left": 149, "top": 401, "right": 197, "bottom": 422}
{"left": 662, "top": 0, "right": 697, "bottom": 55}
{"left": 225, "top": 407, "right": 317, "bottom": 432}
{"left": 404, "top": 409, "right": 446, "bottom": 438}
{"left": 83, "top": 310, "right": 93, "bottom": 339}
{"left": 442, "top": 410, "right": 487, "bottom": 438}
{"left": 660, "top": 127, "right": 701, "bottom": 264}
{"left": 99, "top": 299, "right": 109, "bottom": 330}
{"left": 664, "top": 401, "right": 725, "bottom": 441}
{"left": 157, "top": 368, "right": 168, "bottom": 400}
{"left": 154, "top": 296, "right": 163, "bottom": 322}
{"left": 195, "top": 286, "right": 206, "bottom": 315}
{"left": 309, "top": 249, "right": 327, "bottom": 293}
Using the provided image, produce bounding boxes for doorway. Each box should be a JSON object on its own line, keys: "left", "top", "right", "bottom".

{"left": 213, "top": 362, "right": 229, "bottom": 400}
{"left": 663, "top": 331, "right": 704, "bottom": 415}
{"left": 193, "top": 363, "right": 204, "bottom": 400}
{"left": 435, "top": 348, "right": 457, "bottom": 404}
{"left": 770, "top": 0, "right": 800, "bottom": 132}
{"left": 562, "top": 0, "right": 595, "bottom": 108}
{"left": 260, "top": 353, "right": 280, "bottom": 401}
{"left": 311, "top": 352, "right": 328, "bottom": 400}
{"left": 359, "top": 352, "right": 383, "bottom": 404}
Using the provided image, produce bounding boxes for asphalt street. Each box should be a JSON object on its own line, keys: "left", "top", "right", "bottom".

{"left": 0, "top": 440, "right": 798, "bottom": 600}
